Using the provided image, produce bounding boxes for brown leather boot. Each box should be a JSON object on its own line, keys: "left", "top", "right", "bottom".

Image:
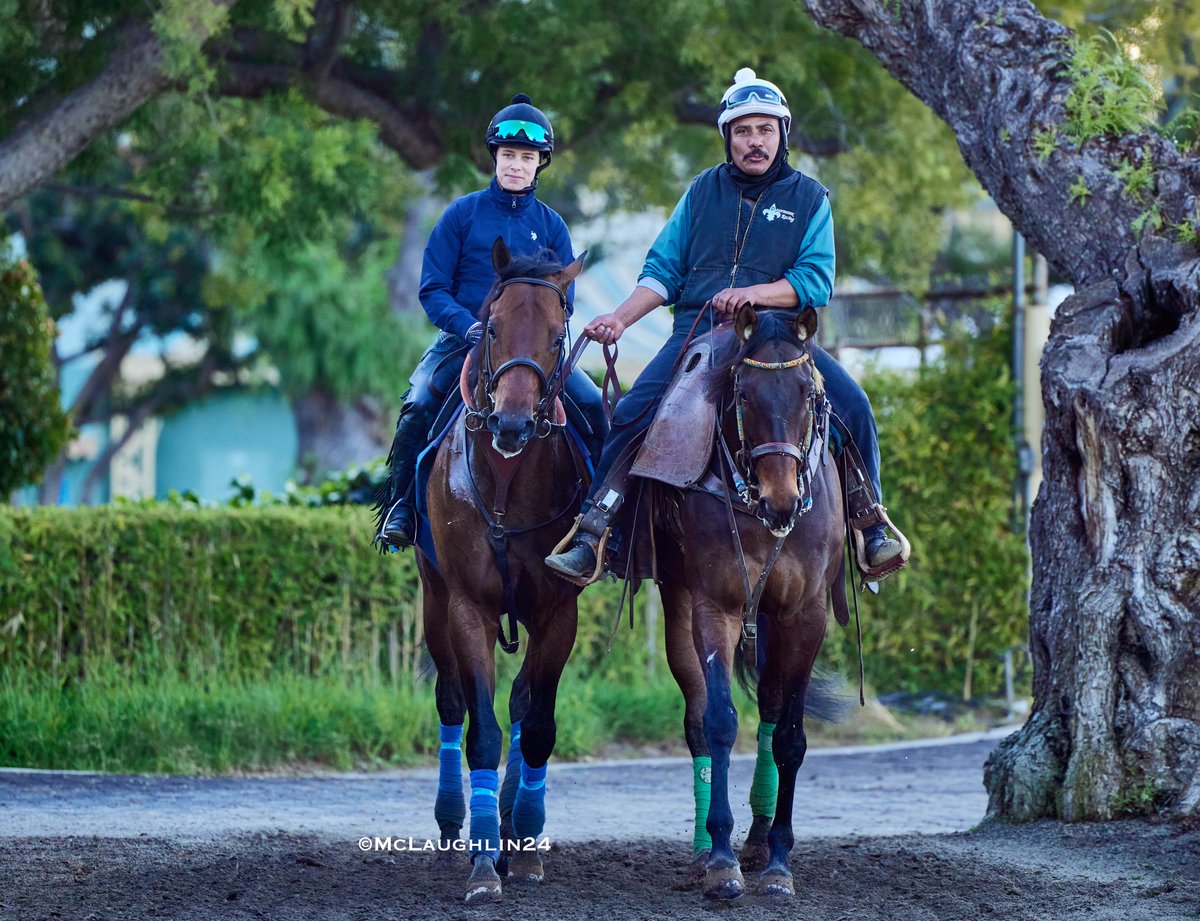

{"left": 544, "top": 488, "right": 623, "bottom": 586}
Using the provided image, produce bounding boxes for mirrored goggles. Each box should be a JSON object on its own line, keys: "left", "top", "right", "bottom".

{"left": 493, "top": 119, "right": 550, "bottom": 143}
{"left": 722, "top": 84, "right": 787, "bottom": 112}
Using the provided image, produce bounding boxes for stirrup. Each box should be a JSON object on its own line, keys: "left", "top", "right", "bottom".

{"left": 850, "top": 504, "right": 911, "bottom": 587}
{"left": 547, "top": 515, "right": 611, "bottom": 587}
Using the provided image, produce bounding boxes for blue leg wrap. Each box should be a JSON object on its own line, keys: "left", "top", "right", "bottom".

{"left": 435, "top": 723, "right": 466, "bottom": 833}
{"left": 469, "top": 768, "right": 501, "bottom": 864}
{"left": 498, "top": 721, "right": 523, "bottom": 828}
{"left": 511, "top": 761, "right": 547, "bottom": 838}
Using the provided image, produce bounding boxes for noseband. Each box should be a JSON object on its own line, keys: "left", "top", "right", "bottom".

{"left": 465, "top": 276, "right": 569, "bottom": 438}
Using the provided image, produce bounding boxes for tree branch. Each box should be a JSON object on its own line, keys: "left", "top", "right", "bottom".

{"left": 800, "top": 0, "right": 1200, "bottom": 287}
{"left": 0, "top": 1, "right": 239, "bottom": 212}
{"left": 307, "top": 0, "right": 356, "bottom": 82}
{"left": 70, "top": 285, "right": 144, "bottom": 424}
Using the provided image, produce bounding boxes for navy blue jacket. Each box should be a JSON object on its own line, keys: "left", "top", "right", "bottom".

{"left": 418, "top": 179, "right": 575, "bottom": 340}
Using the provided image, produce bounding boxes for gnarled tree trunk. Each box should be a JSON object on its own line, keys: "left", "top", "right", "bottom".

{"left": 802, "top": 0, "right": 1200, "bottom": 820}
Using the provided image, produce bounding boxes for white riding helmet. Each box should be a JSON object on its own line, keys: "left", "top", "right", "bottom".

{"left": 717, "top": 67, "right": 792, "bottom": 138}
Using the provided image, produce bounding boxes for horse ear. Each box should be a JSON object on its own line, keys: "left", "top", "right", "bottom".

{"left": 735, "top": 304, "right": 758, "bottom": 342}
{"left": 559, "top": 249, "right": 587, "bottom": 288}
{"left": 492, "top": 237, "right": 512, "bottom": 273}
{"left": 796, "top": 306, "right": 818, "bottom": 343}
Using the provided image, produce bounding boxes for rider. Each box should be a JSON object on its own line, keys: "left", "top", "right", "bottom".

{"left": 545, "top": 68, "right": 905, "bottom": 584}
{"left": 375, "top": 94, "right": 608, "bottom": 550}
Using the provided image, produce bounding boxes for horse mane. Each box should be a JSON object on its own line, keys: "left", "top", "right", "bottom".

{"left": 478, "top": 249, "right": 565, "bottom": 322}
{"left": 706, "top": 310, "right": 810, "bottom": 401}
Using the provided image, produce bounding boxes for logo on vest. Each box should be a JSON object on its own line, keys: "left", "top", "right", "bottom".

{"left": 530, "top": 231, "right": 538, "bottom": 240}
{"left": 763, "top": 204, "right": 795, "bottom": 224}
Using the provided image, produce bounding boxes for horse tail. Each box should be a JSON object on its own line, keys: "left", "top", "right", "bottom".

{"left": 805, "top": 672, "right": 851, "bottom": 723}
{"left": 733, "top": 619, "right": 766, "bottom": 704}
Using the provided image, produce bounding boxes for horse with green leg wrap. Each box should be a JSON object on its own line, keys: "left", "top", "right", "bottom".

{"left": 656, "top": 306, "right": 848, "bottom": 901}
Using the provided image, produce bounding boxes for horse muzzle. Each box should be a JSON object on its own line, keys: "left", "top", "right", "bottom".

{"left": 487, "top": 411, "right": 536, "bottom": 457}
{"left": 757, "top": 495, "right": 799, "bottom": 537}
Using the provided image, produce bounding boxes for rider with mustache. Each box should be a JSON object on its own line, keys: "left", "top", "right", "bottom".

{"left": 545, "top": 68, "right": 906, "bottom": 584}
{"left": 374, "top": 95, "right": 608, "bottom": 551}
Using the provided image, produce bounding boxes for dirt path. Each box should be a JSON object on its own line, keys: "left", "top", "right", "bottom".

{"left": 2, "top": 729, "right": 1197, "bottom": 920}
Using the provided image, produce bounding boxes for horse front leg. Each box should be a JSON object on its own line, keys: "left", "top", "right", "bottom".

{"left": 742, "top": 630, "right": 784, "bottom": 874}
{"left": 497, "top": 661, "right": 530, "bottom": 876}
{"left": 662, "top": 582, "right": 711, "bottom": 886}
{"left": 507, "top": 600, "right": 577, "bottom": 884}
{"left": 758, "top": 619, "right": 824, "bottom": 898}
{"left": 451, "top": 599, "right": 505, "bottom": 904}
{"left": 420, "top": 568, "right": 468, "bottom": 871}
{"left": 694, "top": 602, "right": 745, "bottom": 902}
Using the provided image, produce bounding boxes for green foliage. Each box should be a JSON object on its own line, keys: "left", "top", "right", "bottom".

{"left": 1068, "top": 175, "right": 1092, "bottom": 205}
{"left": 1131, "top": 203, "right": 1163, "bottom": 237}
{"left": 822, "top": 317, "right": 1030, "bottom": 698}
{"left": 1114, "top": 148, "right": 1156, "bottom": 201}
{"left": 1032, "top": 127, "right": 1059, "bottom": 161}
{"left": 0, "top": 256, "right": 71, "bottom": 494}
{"left": 1061, "top": 32, "right": 1159, "bottom": 144}
{"left": 1110, "top": 780, "right": 1168, "bottom": 817}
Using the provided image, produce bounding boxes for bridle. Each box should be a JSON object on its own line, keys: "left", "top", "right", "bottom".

{"left": 724, "top": 349, "right": 819, "bottom": 523}
{"left": 465, "top": 276, "right": 570, "bottom": 439}
{"left": 716, "top": 334, "right": 824, "bottom": 654}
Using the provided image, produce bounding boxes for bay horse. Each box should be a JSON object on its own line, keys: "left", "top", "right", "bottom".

{"left": 656, "top": 305, "right": 847, "bottom": 901}
{"left": 417, "top": 239, "right": 588, "bottom": 904}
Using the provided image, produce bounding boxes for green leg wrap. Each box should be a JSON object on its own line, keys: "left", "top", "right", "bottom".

{"left": 749, "top": 721, "right": 778, "bottom": 818}
{"left": 692, "top": 756, "right": 712, "bottom": 853}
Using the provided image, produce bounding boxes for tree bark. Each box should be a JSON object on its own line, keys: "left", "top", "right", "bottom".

{"left": 292, "top": 388, "right": 388, "bottom": 481}
{"left": 802, "top": 0, "right": 1200, "bottom": 819}
{"left": 0, "top": 2, "right": 239, "bottom": 212}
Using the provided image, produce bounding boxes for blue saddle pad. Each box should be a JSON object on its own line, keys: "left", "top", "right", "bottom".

{"left": 412, "top": 408, "right": 594, "bottom": 574}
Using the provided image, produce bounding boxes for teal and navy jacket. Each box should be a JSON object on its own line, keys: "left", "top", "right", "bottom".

{"left": 636, "top": 164, "right": 834, "bottom": 311}
{"left": 419, "top": 178, "right": 575, "bottom": 340}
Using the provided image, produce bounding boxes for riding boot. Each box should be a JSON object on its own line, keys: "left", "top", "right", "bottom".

{"left": 838, "top": 435, "right": 910, "bottom": 580}
{"left": 544, "top": 479, "right": 627, "bottom": 586}
{"left": 374, "top": 402, "right": 434, "bottom": 550}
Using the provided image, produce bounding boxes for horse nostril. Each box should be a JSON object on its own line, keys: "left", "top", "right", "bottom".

{"left": 486, "top": 414, "right": 501, "bottom": 435}
{"left": 520, "top": 418, "right": 536, "bottom": 441}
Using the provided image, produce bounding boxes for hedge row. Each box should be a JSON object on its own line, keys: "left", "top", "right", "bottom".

{"left": 0, "top": 505, "right": 656, "bottom": 688}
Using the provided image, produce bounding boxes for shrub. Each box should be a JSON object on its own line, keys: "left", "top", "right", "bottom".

{"left": 0, "top": 256, "right": 70, "bottom": 495}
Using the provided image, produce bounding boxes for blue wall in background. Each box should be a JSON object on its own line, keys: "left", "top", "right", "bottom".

{"left": 156, "top": 390, "right": 297, "bottom": 501}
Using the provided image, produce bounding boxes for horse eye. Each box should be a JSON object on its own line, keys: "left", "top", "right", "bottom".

{"left": 487, "top": 325, "right": 497, "bottom": 339}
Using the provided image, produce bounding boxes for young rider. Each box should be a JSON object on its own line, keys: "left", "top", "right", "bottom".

{"left": 375, "top": 94, "right": 608, "bottom": 549}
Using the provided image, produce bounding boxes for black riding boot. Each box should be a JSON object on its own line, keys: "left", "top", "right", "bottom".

{"left": 374, "top": 404, "right": 434, "bottom": 550}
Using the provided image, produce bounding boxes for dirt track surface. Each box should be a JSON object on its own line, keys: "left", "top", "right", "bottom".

{"left": 2, "top": 730, "right": 1198, "bottom": 920}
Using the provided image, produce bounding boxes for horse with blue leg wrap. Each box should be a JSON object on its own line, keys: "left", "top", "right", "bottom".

{"left": 419, "top": 239, "right": 592, "bottom": 903}
{"left": 654, "top": 305, "right": 850, "bottom": 901}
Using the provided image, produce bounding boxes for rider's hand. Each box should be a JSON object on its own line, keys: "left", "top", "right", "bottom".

{"left": 710, "top": 287, "right": 757, "bottom": 316}
{"left": 465, "top": 322, "right": 485, "bottom": 345}
{"left": 584, "top": 312, "right": 625, "bottom": 345}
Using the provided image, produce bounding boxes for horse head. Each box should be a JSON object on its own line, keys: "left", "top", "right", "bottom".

{"left": 474, "top": 238, "right": 586, "bottom": 457}
{"left": 727, "top": 305, "right": 820, "bottom": 536}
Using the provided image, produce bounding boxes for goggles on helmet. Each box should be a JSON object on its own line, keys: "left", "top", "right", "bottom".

{"left": 722, "top": 84, "right": 788, "bottom": 113}
{"left": 493, "top": 119, "right": 550, "bottom": 144}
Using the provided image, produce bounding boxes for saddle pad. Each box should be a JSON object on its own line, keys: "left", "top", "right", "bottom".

{"left": 630, "top": 338, "right": 717, "bottom": 488}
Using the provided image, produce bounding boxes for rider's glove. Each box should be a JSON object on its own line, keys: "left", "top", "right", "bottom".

{"left": 465, "top": 322, "right": 484, "bottom": 345}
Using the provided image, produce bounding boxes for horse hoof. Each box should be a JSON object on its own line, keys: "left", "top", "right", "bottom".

{"left": 464, "top": 857, "right": 503, "bottom": 904}
{"left": 703, "top": 864, "right": 745, "bottom": 902}
{"left": 506, "top": 850, "right": 545, "bottom": 884}
{"left": 756, "top": 868, "right": 795, "bottom": 897}
{"left": 738, "top": 840, "right": 770, "bottom": 873}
